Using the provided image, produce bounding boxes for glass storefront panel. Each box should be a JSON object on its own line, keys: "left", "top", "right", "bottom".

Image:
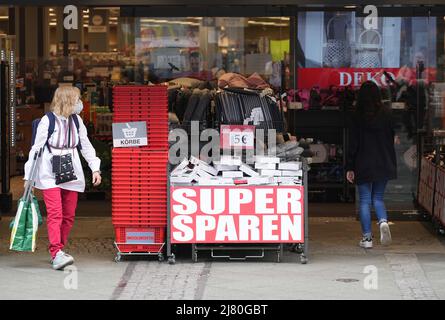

{"left": 6, "top": 5, "right": 445, "bottom": 211}
{"left": 295, "top": 10, "right": 442, "bottom": 210}
{"left": 119, "top": 16, "right": 290, "bottom": 86}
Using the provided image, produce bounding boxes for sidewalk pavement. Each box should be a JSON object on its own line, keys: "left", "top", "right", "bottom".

{"left": 1, "top": 216, "right": 445, "bottom": 300}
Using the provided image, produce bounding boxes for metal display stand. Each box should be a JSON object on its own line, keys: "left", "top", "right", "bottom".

{"left": 166, "top": 170, "right": 176, "bottom": 265}
{"left": 166, "top": 158, "right": 310, "bottom": 264}
{"left": 114, "top": 243, "right": 166, "bottom": 263}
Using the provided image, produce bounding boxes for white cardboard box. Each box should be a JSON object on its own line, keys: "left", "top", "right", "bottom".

{"left": 196, "top": 163, "right": 218, "bottom": 176}
{"left": 198, "top": 177, "right": 235, "bottom": 186}
{"left": 213, "top": 161, "right": 239, "bottom": 172}
{"left": 239, "top": 164, "right": 259, "bottom": 177}
{"left": 220, "top": 155, "right": 242, "bottom": 166}
{"left": 278, "top": 162, "right": 302, "bottom": 171}
{"left": 190, "top": 156, "right": 218, "bottom": 176}
{"left": 255, "top": 156, "right": 281, "bottom": 164}
{"left": 170, "top": 176, "right": 194, "bottom": 184}
{"left": 281, "top": 170, "right": 303, "bottom": 177}
{"left": 277, "top": 177, "right": 302, "bottom": 183}
{"left": 171, "top": 158, "right": 190, "bottom": 176}
{"left": 195, "top": 168, "right": 213, "bottom": 179}
{"left": 247, "top": 177, "right": 275, "bottom": 185}
{"left": 189, "top": 156, "right": 209, "bottom": 166}
{"left": 260, "top": 170, "right": 282, "bottom": 177}
{"left": 254, "top": 163, "right": 276, "bottom": 170}
{"left": 279, "top": 181, "right": 302, "bottom": 186}
{"left": 222, "top": 171, "right": 244, "bottom": 178}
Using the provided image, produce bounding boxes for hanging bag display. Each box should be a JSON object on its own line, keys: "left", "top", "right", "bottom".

{"left": 353, "top": 29, "right": 382, "bottom": 68}
{"left": 323, "top": 14, "right": 351, "bottom": 68}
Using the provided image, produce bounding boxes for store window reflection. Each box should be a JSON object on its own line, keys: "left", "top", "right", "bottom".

{"left": 120, "top": 16, "right": 290, "bottom": 88}
{"left": 292, "top": 11, "right": 439, "bottom": 207}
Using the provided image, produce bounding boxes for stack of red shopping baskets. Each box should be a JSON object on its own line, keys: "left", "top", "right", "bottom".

{"left": 112, "top": 85, "right": 168, "bottom": 260}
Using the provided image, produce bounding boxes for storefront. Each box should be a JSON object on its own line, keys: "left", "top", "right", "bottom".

{"left": 1, "top": 2, "right": 444, "bottom": 224}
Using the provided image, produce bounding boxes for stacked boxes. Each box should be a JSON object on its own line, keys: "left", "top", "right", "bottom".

{"left": 112, "top": 86, "right": 168, "bottom": 254}
{"left": 171, "top": 155, "right": 303, "bottom": 186}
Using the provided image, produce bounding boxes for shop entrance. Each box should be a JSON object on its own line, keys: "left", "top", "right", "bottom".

{"left": 1, "top": 5, "right": 444, "bottom": 222}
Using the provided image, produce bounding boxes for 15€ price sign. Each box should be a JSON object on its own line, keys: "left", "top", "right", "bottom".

{"left": 220, "top": 125, "right": 255, "bottom": 149}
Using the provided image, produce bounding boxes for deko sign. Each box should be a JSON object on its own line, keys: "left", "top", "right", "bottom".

{"left": 170, "top": 186, "right": 304, "bottom": 243}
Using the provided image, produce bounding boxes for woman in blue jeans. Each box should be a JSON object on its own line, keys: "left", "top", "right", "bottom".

{"left": 346, "top": 81, "right": 398, "bottom": 249}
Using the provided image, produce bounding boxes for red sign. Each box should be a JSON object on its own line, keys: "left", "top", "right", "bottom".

{"left": 170, "top": 186, "right": 304, "bottom": 244}
{"left": 297, "top": 67, "right": 437, "bottom": 90}
{"left": 220, "top": 125, "right": 255, "bottom": 150}
{"left": 297, "top": 68, "right": 401, "bottom": 89}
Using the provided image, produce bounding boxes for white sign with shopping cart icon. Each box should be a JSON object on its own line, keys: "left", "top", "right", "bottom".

{"left": 112, "top": 121, "right": 148, "bottom": 148}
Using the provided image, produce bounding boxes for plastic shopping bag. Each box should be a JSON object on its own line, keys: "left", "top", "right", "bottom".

{"left": 9, "top": 194, "right": 42, "bottom": 252}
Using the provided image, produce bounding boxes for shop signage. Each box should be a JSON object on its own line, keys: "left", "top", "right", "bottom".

{"left": 220, "top": 125, "right": 255, "bottom": 150}
{"left": 125, "top": 228, "right": 155, "bottom": 244}
{"left": 170, "top": 186, "right": 304, "bottom": 244}
{"left": 89, "top": 10, "right": 108, "bottom": 33}
{"left": 112, "top": 121, "right": 147, "bottom": 148}
{"left": 297, "top": 68, "right": 400, "bottom": 89}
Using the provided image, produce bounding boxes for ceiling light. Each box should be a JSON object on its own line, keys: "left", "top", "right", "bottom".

{"left": 248, "top": 20, "right": 288, "bottom": 27}
{"left": 344, "top": 5, "right": 357, "bottom": 8}
{"left": 49, "top": 22, "right": 57, "bottom": 26}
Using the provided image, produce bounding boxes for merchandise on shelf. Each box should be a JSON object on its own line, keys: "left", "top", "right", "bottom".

{"left": 170, "top": 155, "right": 303, "bottom": 186}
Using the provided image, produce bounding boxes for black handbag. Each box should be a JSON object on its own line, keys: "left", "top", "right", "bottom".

{"left": 52, "top": 153, "right": 77, "bottom": 185}
{"left": 51, "top": 116, "right": 77, "bottom": 185}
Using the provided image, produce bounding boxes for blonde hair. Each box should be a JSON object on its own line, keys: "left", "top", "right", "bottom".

{"left": 51, "top": 86, "right": 80, "bottom": 118}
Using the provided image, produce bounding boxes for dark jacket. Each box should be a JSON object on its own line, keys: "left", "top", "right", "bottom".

{"left": 346, "top": 108, "right": 397, "bottom": 184}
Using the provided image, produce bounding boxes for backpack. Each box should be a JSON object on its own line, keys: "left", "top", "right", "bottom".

{"left": 31, "top": 112, "right": 82, "bottom": 152}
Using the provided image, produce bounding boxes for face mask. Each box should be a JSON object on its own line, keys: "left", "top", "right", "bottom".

{"left": 74, "top": 99, "right": 83, "bottom": 115}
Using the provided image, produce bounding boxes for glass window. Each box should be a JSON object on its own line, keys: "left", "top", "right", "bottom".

{"left": 119, "top": 16, "right": 290, "bottom": 88}
{"left": 295, "top": 10, "right": 441, "bottom": 208}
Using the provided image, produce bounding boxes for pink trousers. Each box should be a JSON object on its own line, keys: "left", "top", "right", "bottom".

{"left": 42, "top": 188, "right": 78, "bottom": 258}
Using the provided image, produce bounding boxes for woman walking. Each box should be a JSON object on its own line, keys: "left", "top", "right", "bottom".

{"left": 346, "top": 81, "right": 397, "bottom": 249}
{"left": 24, "top": 86, "right": 101, "bottom": 270}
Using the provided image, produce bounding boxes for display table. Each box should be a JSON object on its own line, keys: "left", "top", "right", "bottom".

{"left": 166, "top": 159, "right": 309, "bottom": 264}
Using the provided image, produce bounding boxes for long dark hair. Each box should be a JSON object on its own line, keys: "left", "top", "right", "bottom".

{"left": 355, "top": 81, "right": 384, "bottom": 122}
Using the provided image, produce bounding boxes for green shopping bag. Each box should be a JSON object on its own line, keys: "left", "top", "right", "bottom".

{"left": 9, "top": 195, "right": 43, "bottom": 229}
{"left": 9, "top": 194, "right": 41, "bottom": 252}
{"left": 10, "top": 148, "right": 43, "bottom": 252}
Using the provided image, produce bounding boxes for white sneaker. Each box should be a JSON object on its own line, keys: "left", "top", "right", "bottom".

{"left": 359, "top": 237, "right": 373, "bottom": 249}
{"left": 52, "top": 251, "right": 74, "bottom": 270}
{"left": 380, "top": 222, "right": 392, "bottom": 246}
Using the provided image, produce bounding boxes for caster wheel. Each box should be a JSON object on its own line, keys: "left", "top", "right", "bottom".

{"left": 158, "top": 254, "right": 165, "bottom": 262}
{"left": 300, "top": 255, "right": 308, "bottom": 264}
{"left": 115, "top": 254, "right": 121, "bottom": 263}
{"left": 168, "top": 257, "right": 176, "bottom": 265}
{"left": 295, "top": 244, "right": 304, "bottom": 255}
